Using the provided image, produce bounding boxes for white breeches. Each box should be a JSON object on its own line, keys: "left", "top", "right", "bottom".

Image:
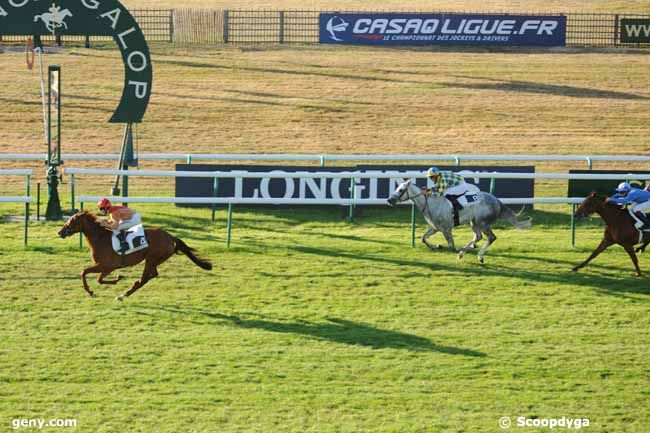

{"left": 117, "top": 213, "right": 141, "bottom": 230}
{"left": 631, "top": 201, "right": 650, "bottom": 213}
{"left": 445, "top": 183, "right": 469, "bottom": 196}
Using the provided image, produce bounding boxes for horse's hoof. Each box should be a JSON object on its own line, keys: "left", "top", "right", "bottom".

{"left": 478, "top": 256, "right": 485, "bottom": 264}
{"left": 89, "top": 292, "right": 97, "bottom": 298}
{"left": 115, "top": 295, "right": 124, "bottom": 302}
{"left": 457, "top": 251, "right": 465, "bottom": 260}
{"left": 571, "top": 267, "right": 579, "bottom": 273}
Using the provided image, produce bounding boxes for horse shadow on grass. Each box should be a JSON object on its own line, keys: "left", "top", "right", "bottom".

{"left": 139, "top": 306, "right": 486, "bottom": 357}
{"left": 287, "top": 245, "right": 650, "bottom": 298}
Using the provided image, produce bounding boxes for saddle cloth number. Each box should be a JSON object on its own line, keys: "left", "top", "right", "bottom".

{"left": 458, "top": 193, "right": 480, "bottom": 208}
{"left": 111, "top": 224, "right": 149, "bottom": 255}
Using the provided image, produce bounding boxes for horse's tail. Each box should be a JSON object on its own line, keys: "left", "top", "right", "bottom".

{"left": 174, "top": 237, "right": 212, "bottom": 270}
{"left": 498, "top": 201, "right": 532, "bottom": 229}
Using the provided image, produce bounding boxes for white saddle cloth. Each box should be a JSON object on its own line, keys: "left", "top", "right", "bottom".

{"left": 452, "top": 184, "right": 482, "bottom": 208}
{"left": 111, "top": 224, "right": 148, "bottom": 255}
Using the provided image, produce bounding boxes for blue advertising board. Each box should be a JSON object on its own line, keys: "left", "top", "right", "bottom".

{"left": 320, "top": 13, "right": 566, "bottom": 46}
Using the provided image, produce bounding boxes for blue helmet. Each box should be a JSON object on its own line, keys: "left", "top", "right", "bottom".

{"left": 615, "top": 182, "right": 631, "bottom": 193}
{"left": 426, "top": 167, "right": 440, "bottom": 178}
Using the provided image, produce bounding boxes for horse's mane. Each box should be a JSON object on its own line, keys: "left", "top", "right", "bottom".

{"left": 76, "top": 210, "right": 113, "bottom": 233}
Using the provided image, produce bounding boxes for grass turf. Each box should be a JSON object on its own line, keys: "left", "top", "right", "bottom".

{"left": 1, "top": 205, "right": 649, "bottom": 432}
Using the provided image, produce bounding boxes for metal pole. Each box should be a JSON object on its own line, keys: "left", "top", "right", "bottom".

{"left": 187, "top": 154, "right": 192, "bottom": 164}
{"left": 24, "top": 174, "right": 30, "bottom": 247}
{"left": 586, "top": 157, "right": 593, "bottom": 170}
{"left": 226, "top": 203, "right": 233, "bottom": 248}
{"left": 571, "top": 204, "right": 576, "bottom": 247}
{"left": 489, "top": 177, "right": 496, "bottom": 194}
{"left": 348, "top": 177, "right": 355, "bottom": 221}
{"left": 411, "top": 202, "right": 416, "bottom": 247}
{"left": 36, "top": 182, "right": 40, "bottom": 221}
{"left": 70, "top": 173, "right": 75, "bottom": 211}
{"left": 212, "top": 177, "right": 218, "bottom": 221}
{"left": 455, "top": 157, "right": 461, "bottom": 167}
{"left": 79, "top": 202, "right": 84, "bottom": 250}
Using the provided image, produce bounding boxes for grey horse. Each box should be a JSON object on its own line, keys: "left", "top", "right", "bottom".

{"left": 387, "top": 179, "right": 531, "bottom": 263}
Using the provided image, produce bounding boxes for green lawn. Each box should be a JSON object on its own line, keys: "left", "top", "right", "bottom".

{"left": 1, "top": 204, "right": 648, "bottom": 432}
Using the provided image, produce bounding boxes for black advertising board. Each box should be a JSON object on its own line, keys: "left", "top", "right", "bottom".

{"left": 175, "top": 164, "right": 535, "bottom": 208}
{"left": 620, "top": 19, "right": 650, "bottom": 43}
{"left": 568, "top": 170, "right": 650, "bottom": 197}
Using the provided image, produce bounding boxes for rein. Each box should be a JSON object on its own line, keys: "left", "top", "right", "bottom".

{"left": 399, "top": 186, "right": 435, "bottom": 221}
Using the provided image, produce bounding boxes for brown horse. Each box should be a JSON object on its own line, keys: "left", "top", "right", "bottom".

{"left": 58, "top": 211, "right": 212, "bottom": 300}
{"left": 573, "top": 192, "right": 649, "bottom": 276}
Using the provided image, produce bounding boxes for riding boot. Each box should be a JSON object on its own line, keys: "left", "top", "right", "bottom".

{"left": 116, "top": 230, "right": 129, "bottom": 266}
{"left": 446, "top": 194, "right": 463, "bottom": 226}
{"left": 635, "top": 212, "right": 650, "bottom": 230}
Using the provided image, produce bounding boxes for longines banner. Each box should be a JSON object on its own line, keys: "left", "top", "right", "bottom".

{"left": 620, "top": 19, "right": 650, "bottom": 43}
{"left": 0, "top": 0, "right": 152, "bottom": 123}
{"left": 175, "top": 164, "right": 535, "bottom": 207}
{"left": 319, "top": 13, "right": 566, "bottom": 46}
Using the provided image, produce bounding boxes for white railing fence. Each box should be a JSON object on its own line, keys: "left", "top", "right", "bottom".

{"left": 0, "top": 169, "right": 33, "bottom": 246}
{"left": 3, "top": 153, "right": 650, "bottom": 169}
{"left": 66, "top": 168, "right": 649, "bottom": 249}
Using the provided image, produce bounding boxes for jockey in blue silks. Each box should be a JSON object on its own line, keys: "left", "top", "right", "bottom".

{"left": 607, "top": 182, "right": 650, "bottom": 230}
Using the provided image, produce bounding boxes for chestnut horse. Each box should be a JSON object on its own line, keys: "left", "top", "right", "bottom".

{"left": 58, "top": 211, "right": 212, "bottom": 300}
{"left": 572, "top": 192, "right": 649, "bottom": 276}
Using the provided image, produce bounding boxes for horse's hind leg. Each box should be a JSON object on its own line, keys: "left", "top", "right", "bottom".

{"left": 458, "top": 222, "right": 483, "bottom": 260}
{"left": 116, "top": 260, "right": 159, "bottom": 301}
{"left": 422, "top": 227, "right": 442, "bottom": 250}
{"left": 98, "top": 271, "right": 122, "bottom": 285}
{"left": 477, "top": 225, "right": 497, "bottom": 264}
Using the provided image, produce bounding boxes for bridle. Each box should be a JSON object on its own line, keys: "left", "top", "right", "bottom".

{"left": 394, "top": 183, "right": 435, "bottom": 221}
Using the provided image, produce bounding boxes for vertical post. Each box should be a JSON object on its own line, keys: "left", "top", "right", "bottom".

{"left": 319, "top": 156, "right": 325, "bottom": 167}
{"left": 614, "top": 15, "right": 619, "bottom": 47}
{"left": 586, "top": 157, "right": 593, "bottom": 170}
{"left": 36, "top": 182, "right": 41, "bottom": 221}
{"left": 212, "top": 177, "right": 219, "bottom": 221}
{"left": 70, "top": 173, "right": 75, "bottom": 212}
{"left": 279, "top": 11, "right": 285, "bottom": 44}
{"left": 24, "top": 174, "right": 30, "bottom": 247}
{"left": 489, "top": 177, "right": 496, "bottom": 194}
{"left": 223, "top": 10, "right": 230, "bottom": 43}
{"left": 169, "top": 9, "right": 175, "bottom": 43}
{"left": 187, "top": 154, "right": 192, "bottom": 164}
{"left": 455, "top": 157, "right": 461, "bottom": 167}
{"left": 226, "top": 203, "right": 233, "bottom": 248}
{"left": 411, "top": 202, "right": 416, "bottom": 247}
{"left": 45, "top": 65, "right": 62, "bottom": 221}
{"left": 79, "top": 202, "right": 84, "bottom": 250}
{"left": 85, "top": 35, "right": 90, "bottom": 49}
{"left": 348, "top": 177, "right": 355, "bottom": 221}
{"left": 571, "top": 204, "right": 576, "bottom": 247}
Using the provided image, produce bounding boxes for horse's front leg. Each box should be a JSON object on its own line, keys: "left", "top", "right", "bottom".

{"left": 441, "top": 228, "right": 457, "bottom": 252}
{"left": 572, "top": 237, "right": 613, "bottom": 272}
{"left": 422, "top": 227, "right": 442, "bottom": 250}
{"left": 80, "top": 264, "right": 103, "bottom": 297}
